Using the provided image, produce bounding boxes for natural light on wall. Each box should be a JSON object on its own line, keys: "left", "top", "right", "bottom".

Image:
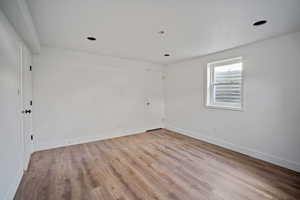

{"left": 206, "top": 57, "right": 243, "bottom": 110}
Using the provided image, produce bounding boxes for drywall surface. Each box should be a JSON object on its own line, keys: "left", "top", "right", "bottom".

{"left": 0, "top": 9, "right": 27, "bottom": 200}
{"left": 0, "top": 0, "right": 40, "bottom": 53}
{"left": 33, "top": 47, "right": 164, "bottom": 151}
{"left": 164, "top": 31, "right": 300, "bottom": 172}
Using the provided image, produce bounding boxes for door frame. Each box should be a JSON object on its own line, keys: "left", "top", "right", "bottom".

{"left": 18, "top": 44, "right": 26, "bottom": 171}
{"left": 18, "top": 43, "right": 32, "bottom": 171}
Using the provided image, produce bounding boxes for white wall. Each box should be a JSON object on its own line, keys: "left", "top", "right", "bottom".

{"left": 164, "top": 31, "right": 300, "bottom": 172}
{"left": 0, "top": 0, "right": 40, "bottom": 53}
{"left": 0, "top": 9, "right": 30, "bottom": 200}
{"left": 33, "top": 47, "right": 164, "bottom": 151}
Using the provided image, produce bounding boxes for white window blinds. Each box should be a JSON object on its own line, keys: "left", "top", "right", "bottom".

{"left": 206, "top": 57, "right": 243, "bottom": 110}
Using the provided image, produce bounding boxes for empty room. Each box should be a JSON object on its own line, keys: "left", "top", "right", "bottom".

{"left": 1, "top": 0, "right": 300, "bottom": 199}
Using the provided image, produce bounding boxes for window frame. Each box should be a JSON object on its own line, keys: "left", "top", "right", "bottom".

{"left": 205, "top": 57, "right": 244, "bottom": 111}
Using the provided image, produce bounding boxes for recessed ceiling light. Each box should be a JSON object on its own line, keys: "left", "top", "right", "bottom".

{"left": 253, "top": 20, "right": 267, "bottom": 26}
{"left": 87, "top": 37, "right": 96, "bottom": 41}
{"left": 164, "top": 54, "right": 170, "bottom": 57}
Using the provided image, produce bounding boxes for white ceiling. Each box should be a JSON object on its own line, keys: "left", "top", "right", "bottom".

{"left": 27, "top": 0, "right": 300, "bottom": 64}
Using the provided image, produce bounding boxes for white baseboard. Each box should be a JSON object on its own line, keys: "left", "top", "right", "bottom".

{"left": 166, "top": 124, "right": 300, "bottom": 173}
{"left": 34, "top": 127, "right": 159, "bottom": 152}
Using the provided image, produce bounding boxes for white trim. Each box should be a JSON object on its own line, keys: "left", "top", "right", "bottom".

{"left": 18, "top": 43, "right": 31, "bottom": 171}
{"left": 34, "top": 127, "right": 158, "bottom": 152}
{"left": 205, "top": 105, "right": 244, "bottom": 112}
{"left": 165, "top": 124, "right": 300, "bottom": 173}
{"left": 205, "top": 57, "right": 244, "bottom": 111}
{"left": 19, "top": 44, "right": 32, "bottom": 171}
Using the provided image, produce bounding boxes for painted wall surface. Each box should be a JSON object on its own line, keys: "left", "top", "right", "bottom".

{"left": 0, "top": 0, "right": 40, "bottom": 53}
{"left": 0, "top": 9, "right": 28, "bottom": 200}
{"left": 164, "top": 31, "right": 300, "bottom": 172}
{"left": 33, "top": 47, "right": 164, "bottom": 151}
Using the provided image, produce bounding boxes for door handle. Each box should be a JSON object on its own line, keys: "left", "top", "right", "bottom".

{"left": 25, "top": 109, "right": 32, "bottom": 114}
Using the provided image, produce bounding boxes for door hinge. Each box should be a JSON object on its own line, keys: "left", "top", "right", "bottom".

{"left": 30, "top": 100, "right": 33, "bottom": 106}
{"left": 29, "top": 66, "right": 32, "bottom": 71}
{"left": 30, "top": 135, "right": 34, "bottom": 141}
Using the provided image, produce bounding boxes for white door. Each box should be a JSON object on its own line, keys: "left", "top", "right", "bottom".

{"left": 20, "top": 45, "right": 33, "bottom": 170}
{"left": 144, "top": 69, "right": 164, "bottom": 130}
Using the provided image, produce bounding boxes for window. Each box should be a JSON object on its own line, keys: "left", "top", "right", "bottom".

{"left": 206, "top": 57, "right": 243, "bottom": 110}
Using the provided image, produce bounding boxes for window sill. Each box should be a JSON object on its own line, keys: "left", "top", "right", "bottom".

{"left": 205, "top": 104, "right": 244, "bottom": 112}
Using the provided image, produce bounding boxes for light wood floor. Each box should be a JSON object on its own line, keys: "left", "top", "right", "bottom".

{"left": 15, "top": 129, "right": 300, "bottom": 200}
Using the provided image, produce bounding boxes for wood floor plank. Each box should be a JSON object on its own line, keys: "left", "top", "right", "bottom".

{"left": 14, "top": 129, "right": 300, "bottom": 200}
